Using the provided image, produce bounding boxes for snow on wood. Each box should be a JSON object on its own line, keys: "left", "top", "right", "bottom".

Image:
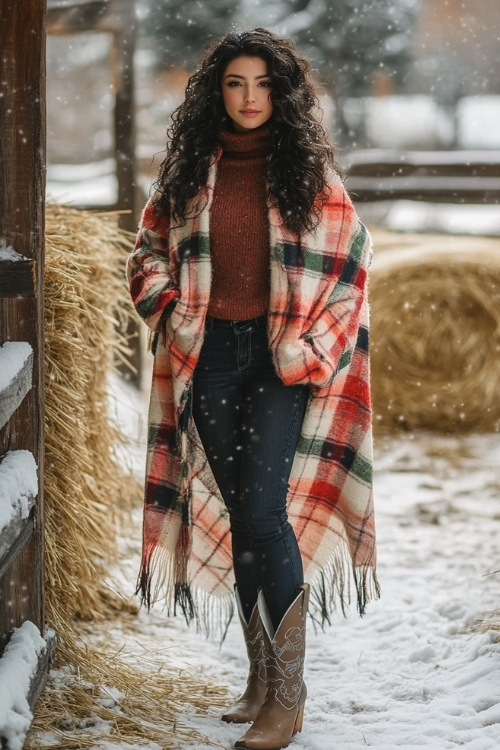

{"left": 0, "top": 245, "right": 28, "bottom": 262}
{"left": 0, "top": 451, "right": 38, "bottom": 538}
{"left": 0, "top": 342, "right": 33, "bottom": 430}
{"left": 343, "top": 148, "right": 500, "bottom": 169}
{"left": 0, "top": 620, "right": 48, "bottom": 750}
{"left": 385, "top": 201, "right": 500, "bottom": 237}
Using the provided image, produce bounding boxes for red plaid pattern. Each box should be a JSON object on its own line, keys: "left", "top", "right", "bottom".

{"left": 127, "top": 160, "right": 379, "bottom": 630}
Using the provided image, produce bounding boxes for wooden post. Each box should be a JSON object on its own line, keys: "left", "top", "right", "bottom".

{"left": 113, "top": 0, "right": 137, "bottom": 229}
{"left": 0, "top": 0, "right": 46, "bottom": 649}
{"left": 112, "top": 0, "right": 142, "bottom": 381}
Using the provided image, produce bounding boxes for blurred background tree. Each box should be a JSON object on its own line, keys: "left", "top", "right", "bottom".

{"left": 291, "top": 0, "right": 419, "bottom": 96}
{"left": 241, "top": 0, "right": 419, "bottom": 96}
{"left": 141, "top": 0, "right": 240, "bottom": 71}
{"left": 140, "top": 0, "right": 419, "bottom": 96}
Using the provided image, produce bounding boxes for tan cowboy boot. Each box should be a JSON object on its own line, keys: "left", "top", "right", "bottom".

{"left": 222, "top": 588, "right": 267, "bottom": 724}
{"left": 235, "top": 583, "right": 310, "bottom": 750}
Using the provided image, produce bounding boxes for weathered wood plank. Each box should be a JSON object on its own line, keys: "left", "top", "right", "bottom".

{"left": 0, "top": 260, "right": 36, "bottom": 298}
{"left": 47, "top": 0, "right": 132, "bottom": 34}
{"left": 0, "top": 512, "right": 35, "bottom": 580}
{"left": 0, "top": 343, "right": 33, "bottom": 430}
{"left": 348, "top": 162, "right": 500, "bottom": 178}
{"left": 342, "top": 149, "right": 500, "bottom": 204}
{"left": 47, "top": 0, "right": 108, "bottom": 34}
{"left": 0, "top": 0, "right": 46, "bottom": 642}
{"left": 0, "top": 304, "right": 42, "bottom": 459}
{"left": 346, "top": 175, "right": 500, "bottom": 203}
{"left": 0, "top": 448, "right": 38, "bottom": 583}
{"left": 343, "top": 148, "right": 500, "bottom": 174}
{"left": 27, "top": 628, "right": 58, "bottom": 709}
{"left": 0, "top": 2, "right": 46, "bottom": 260}
{"left": 0, "top": 533, "right": 42, "bottom": 653}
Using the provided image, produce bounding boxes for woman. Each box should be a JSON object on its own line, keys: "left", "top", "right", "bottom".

{"left": 127, "top": 28, "right": 379, "bottom": 750}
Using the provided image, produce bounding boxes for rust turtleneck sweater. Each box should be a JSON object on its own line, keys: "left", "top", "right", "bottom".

{"left": 207, "top": 127, "right": 270, "bottom": 320}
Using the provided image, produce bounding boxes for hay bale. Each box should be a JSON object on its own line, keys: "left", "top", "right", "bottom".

{"left": 369, "top": 230, "right": 500, "bottom": 433}
{"left": 44, "top": 204, "right": 137, "bottom": 633}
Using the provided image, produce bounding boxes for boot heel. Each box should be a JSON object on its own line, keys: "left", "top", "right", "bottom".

{"left": 293, "top": 703, "right": 305, "bottom": 734}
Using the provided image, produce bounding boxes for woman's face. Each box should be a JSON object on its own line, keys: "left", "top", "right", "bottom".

{"left": 221, "top": 55, "right": 273, "bottom": 132}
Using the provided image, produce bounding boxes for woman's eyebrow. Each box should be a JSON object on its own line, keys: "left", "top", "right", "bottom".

{"left": 224, "top": 73, "right": 271, "bottom": 80}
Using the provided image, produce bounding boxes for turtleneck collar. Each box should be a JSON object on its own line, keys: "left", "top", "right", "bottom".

{"left": 218, "top": 126, "right": 270, "bottom": 160}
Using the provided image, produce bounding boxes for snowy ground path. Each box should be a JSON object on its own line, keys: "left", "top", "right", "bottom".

{"left": 78, "top": 379, "right": 500, "bottom": 749}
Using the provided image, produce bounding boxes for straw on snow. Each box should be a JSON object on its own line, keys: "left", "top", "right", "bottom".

{"left": 369, "top": 229, "right": 500, "bottom": 434}
{"left": 26, "top": 205, "right": 228, "bottom": 750}
{"left": 30, "top": 638, "right": 227, "bottom": 750}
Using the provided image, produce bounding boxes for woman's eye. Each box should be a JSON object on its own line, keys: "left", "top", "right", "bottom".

{"left": 259, "top": 81, "right": 272, "bottom": 88}
{"left": 227, "top": 81, "right": 241, "bottom": 87}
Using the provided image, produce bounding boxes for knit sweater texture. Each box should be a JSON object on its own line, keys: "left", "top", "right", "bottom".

{"left": 207, "top": 127, "right": 270, "bottom": 320}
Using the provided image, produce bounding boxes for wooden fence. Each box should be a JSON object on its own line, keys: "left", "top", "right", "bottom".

{"left": 0, "top": 1, "right": 56, "bottom": 748}
{"left": 343, "top": 149, "right": 500, "bottom": 204}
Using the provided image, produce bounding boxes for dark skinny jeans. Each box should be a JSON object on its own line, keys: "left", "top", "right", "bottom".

{"left": 192, "top": 315, "right": 308, "bottom": 629}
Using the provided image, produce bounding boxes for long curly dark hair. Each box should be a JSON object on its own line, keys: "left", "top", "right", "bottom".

{"left": 153, "top": 27, "right": 339, "bottom": 234}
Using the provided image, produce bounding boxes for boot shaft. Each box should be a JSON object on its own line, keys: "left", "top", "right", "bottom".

{"left": 236, "top": 588, "right": 267, "bottom": 682}
{"left": 258, "top": 584, "right": 309, "bottom": 711}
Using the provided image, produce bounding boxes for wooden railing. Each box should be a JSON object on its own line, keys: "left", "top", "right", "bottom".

{"left": 343, "top": 149, "right": 500, "bottom": 204}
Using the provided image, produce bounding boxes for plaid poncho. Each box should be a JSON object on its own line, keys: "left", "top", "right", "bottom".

{"left": 127, "top": 159, "right": 379, "bottom": 634}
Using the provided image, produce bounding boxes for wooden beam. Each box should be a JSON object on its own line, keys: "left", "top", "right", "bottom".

{"left": 47, "top": 0, "right": 109, "bottom": 34}
{"left": 0, "top": 512, "right": 35, "bottom": 580}
{"left": 0, "top": 533, "right": 42, "bottom": 653}
{"left": 348, "top": 162, "right": 500, "bottom": 178}
{"left": 0, "top": 303, "right": 43, "bottom": 459}
{"left": 0, "top": 259, "right": 36, "bottom": 298}
{"left": 0, "top": 0, "right": 46, "bottom": 640}
{"left": 47, "top": 0, "right": 131, "bottom": 35}
{"left": 346, "top": 176, "right": 500, "bottom": 204}
{"left": 27, "top": 630, "right": 58, "bottom": 710}
{"left": 343, "top": 148, "right": 500, "bottom": 175}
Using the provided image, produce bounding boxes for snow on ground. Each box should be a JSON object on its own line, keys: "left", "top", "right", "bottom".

{"left": 78, "top": 376, "right": 500, "bottom": 750}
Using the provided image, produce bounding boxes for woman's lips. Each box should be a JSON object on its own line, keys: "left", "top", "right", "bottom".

{"left": 240, "top": 109, "right": 260, "bottom": 116}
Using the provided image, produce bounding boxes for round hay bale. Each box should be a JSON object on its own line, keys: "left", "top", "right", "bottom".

{"left": 369, "top": 230, "right": 500, "bottom": 433}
